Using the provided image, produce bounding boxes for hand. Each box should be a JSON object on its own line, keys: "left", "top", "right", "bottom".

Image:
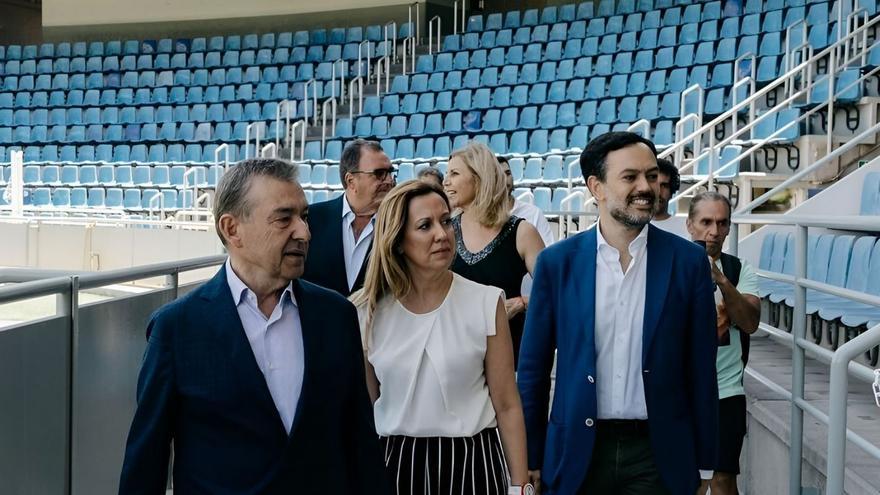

{"left": 709, "top": 260, "right": 728, "bottom": 287}
{"left": 504, "top": 297, "right": 526, "bottom": 319}
{"left": 716, "top": 304, "right": 730, "bottom": 340}
{"left": 528, "top": 470, "right": 542, "bottom": 495}
{"left": 696, "top": 479, "right": 710, "bottom": 495}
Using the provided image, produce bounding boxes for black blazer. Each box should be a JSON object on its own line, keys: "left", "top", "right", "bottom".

{"left": 302, "top": 195, "right": 371, "bottom": 297}
{"left": 118, "top": 266, "right": 388, "bottom": 494}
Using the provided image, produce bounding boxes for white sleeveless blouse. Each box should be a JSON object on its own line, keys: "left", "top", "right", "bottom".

{"left": 359, "top": 273, "right": 505, "bottom": 437}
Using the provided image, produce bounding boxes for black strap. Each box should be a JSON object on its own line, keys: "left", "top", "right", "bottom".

{"left": 719, "top": 253, "right": 749, "bottom": 368}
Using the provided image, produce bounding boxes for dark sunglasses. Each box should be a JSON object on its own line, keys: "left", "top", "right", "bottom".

{"left": 351, "top": 167, "right": 397, "bottom": 181}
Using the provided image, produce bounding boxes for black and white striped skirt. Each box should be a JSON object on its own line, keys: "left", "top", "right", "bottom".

{"left": 381, "top": 428, "right": 510, "bottom": 495}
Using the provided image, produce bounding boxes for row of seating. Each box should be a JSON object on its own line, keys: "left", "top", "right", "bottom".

{"left": 759, "top": 230, "right": 880, "bottom": 356}
{"left": 0, "top": 24, "right": 413, "bottom": 61}
{"left": 1, "top": 101, "right": 290, "bottom": 127}
{"left": 449, "top": 15, "right": 825, "bottom": 54}
{"left": 0, "top": 46, "right": 383, "bottom": 75}
{"left": 464, "top": 0, "right": 854, "bottom": 32}
{"left": 0, "top": 143, "right": 251, "bottom": 164}
{"left": 1, "top": 64, "right": 348, "bottom": 92}
{"left": 2, "top": 163, "right": 223, "bottom": 188}
{"left": 0, "top": 82, "right": 320, "bottom": 109}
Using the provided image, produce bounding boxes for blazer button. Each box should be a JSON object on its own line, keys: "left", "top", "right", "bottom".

{"left": 587, "top": 375, "right": 595, "bottom": 383}
{"left": 585, "top": 418, "right": 594, "bottom": 427}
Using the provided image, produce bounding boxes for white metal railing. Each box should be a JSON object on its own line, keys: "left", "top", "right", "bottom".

{"left": 357, "top": 40, "right": 373, "bottom": 80}
{"left": 659, "top": 13, "right": 880, "bottom": 215}
{"left": 408, "top": 2, "right": 420, "bottom": 44}
{"left": 213, "top": 143, "right": 231, "bottom": 168}
{"left": 288, "top": 119, "right": 307, "bottom": 163}
{"left": 321, "top": 98, "right": 337, "bottom": 157}
{"left": 260, "top": 142, "right": 277, "bottom": 158}
{"left": 147, "top": 191, "right": 164, "bottom": 220}
{"left": 349, "top": 76, "right": 364, "bottom": 119}
{"left": 729, "top": 214, "right": 880, "bottom": 495}
{"left": 428, "top": 15, "right": 441, "bottom": 54}
{"left": 244, "top": 122, "right": 264, "bottom": 159}
{"left": 453, "top": 0, "right": 466, "bottom": 34}
{"left": 383, "top": 21, "right": 397, "bottom": 63}
{"left": 274, "top": 99, "right": 296, "bottom": 152}
{"left": 731, "top": 52, "right": 757, "bottom": 138}
{"left": 401, "top": 37, "right": 416, "bottom": 75}
{"left": 330, "top": 59, "right": 347, "bottom": 101}
{"left": 375, "top": 56, "right": 391, "bottom": 97}
{"left": 302, "top": 78, "right": 319, "bottom": 127}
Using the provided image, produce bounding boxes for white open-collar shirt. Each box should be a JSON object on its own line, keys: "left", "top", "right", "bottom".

{"left": 341, "top": 194, "right": 375, "bottom": 291}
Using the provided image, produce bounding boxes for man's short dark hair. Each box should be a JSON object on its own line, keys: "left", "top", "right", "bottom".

{"left": 417, "top": 166, "right": 444, "bottom": 183}
{"left": 688, "top": 191, "right": 732, "bottom": 221}
{"left": 339, "top": 139, "right": 384, "bottom": 185}
{"left": 496, "top": 155, "right": 509, "bottom": 165}
{"left": 579, "top": 131, "right": 658, "bottom": 182}
{"left": 657, "top": 158, "right": 681, "bottom": 193}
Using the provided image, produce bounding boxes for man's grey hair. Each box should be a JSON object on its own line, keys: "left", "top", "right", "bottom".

{"left": 417, "top": 166, "right": 444, "bottom": 183}
{"left": 213, "top": 158, "right": 299, "bottom": 246}
{"left": 339, "top": 139, "right": 384, "bottom": 187}
{"left": 688, "top": 190, "right": 732, "bottom": 221}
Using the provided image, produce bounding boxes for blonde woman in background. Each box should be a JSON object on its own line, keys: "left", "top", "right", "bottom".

{"left": 350, "top": 180, "right": 533, "bottom": 495}
{"left": 444, "top": 142, "right": 545, "bottom": 367}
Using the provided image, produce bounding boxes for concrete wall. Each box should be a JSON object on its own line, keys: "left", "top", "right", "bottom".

{"left": 0, "top": 221, "right": 223, "bottom": 272}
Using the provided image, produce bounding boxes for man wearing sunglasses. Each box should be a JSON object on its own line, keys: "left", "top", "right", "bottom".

{"left": 303, "top": 139, "right": 396, "bottom": 296}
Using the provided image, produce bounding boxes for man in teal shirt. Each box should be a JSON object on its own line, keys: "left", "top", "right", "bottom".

{"left": 687, "top": 191, "right": 761, "bottom": 495}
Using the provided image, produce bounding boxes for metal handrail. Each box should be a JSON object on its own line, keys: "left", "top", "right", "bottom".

{"left": 302, "top": 78, "right": 319, "bottom": 127}
{"left": 627, "top": 119, "right": 652, "bottom": 139}
{"left": 357, "top": 40, "right": 373, "bottom": 80}
{"left": 330, "top": 59, "right": 347, "bottom": 101}
{"left": 349, "top": 76, "right": 364, "bottom": 119}
{"left": 845, "top": 8, "right": 870, "bottom": 66}
{"left": 658, "top": 12, "right": 880, "bottom": 164}
{"left": 401, "top": 37, "right": 416, "bottom": 75}
{"left": 732, "top": 51, "right": 757, "bottom": 137}
{"left": 321, "top": 98, "right": 337, "bottom": 156}
{"left": 673, "top": 113, "right": 701, "bottom": 168}
{"left": 147, "top": 192, "right": 164, "bottom": 221}
{"left": 428, "top": 15, "right": 441, "bottom": 54}
{"left": 213, "top": 143, "right": 230, "bottom": 168}
{"left": 260, "top": 142, "right": 277, "bottom": 158}
{"left": 375, "top": 56, "right": 391, "bottom": 97}
{"left": 383, "top": 21, "right": 398, "bottom": 63}
{"left": 408, "top": 2, "right": 420, "bottom": 44}
{"left": 274, "top": 99, "right": 295, "bottom": 152}
{"left": 244, "top": 122, "right": 264, "bottom": 159}
{"left": 288, "top": 119, "right": 307, "bottom": 162}
{"left": 453, "top": 0, "right": 466, "bottom": 35}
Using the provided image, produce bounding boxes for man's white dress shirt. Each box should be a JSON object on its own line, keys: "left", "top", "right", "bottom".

{"left": 226, "top": 259, "right": 304, "bottom": 433}
{"left": 594, "top": 222, "right": 649, "bottom": 420}
{"left": 511, "top": 198, "right": 555, "bottom": 246}
{"left": 341, "top": 194, "right": 375, "bottom": 291}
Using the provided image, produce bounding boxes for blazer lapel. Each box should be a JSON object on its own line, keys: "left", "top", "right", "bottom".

{"left": 573, "top": 228, "right": 598, "bottom": 366}
{"left": 287, "top": 280, "right": 318, "bottom": 439}
{"left": 200, "top": 265, "right": 287, "bottom": 437}
{"left": 327, "top": 196, "right": 350, "bottom": 293}
{"left": 642, "top": 225, "right": 673, "bottom": 366}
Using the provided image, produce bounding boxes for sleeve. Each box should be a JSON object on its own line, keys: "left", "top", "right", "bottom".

{"left": 516, "top": 250, "right": 558, "bottom": 470}
{"left": 118, "top": 315, "right": 176, "bottom": 495}
{"left": 343, "top": 303, "right": 391, "bottom": 494}
{"left": 736, "top": 261, "right": 760, "bottom": 298}
{"left": 532, "top": 209, "right": 556, "bottom": 247}
{"left": 485, "top": 285, "right": 505, "bottom": 337}
{"left": 688, "top": 252, "right": 720, "bottom": 472}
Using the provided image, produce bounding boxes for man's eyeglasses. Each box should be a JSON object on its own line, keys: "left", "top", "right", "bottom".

{"left": 351, "top": 167, "right": 397, "bottom": 181}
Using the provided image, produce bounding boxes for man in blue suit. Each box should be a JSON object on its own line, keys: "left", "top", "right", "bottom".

{"left": 119, "top": 158, "right": 388, "bottom": 494}
{"left": 518, "top": 132, "right": 718, "bottom": 495}
{"left": 302, "top": 139, "right": 396, "bottom": 297}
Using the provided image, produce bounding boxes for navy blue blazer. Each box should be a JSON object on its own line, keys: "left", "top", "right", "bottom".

{"left": 302, "top": 195, "right": 370, "bottom": 297}
{"left": 118, "top": 266, "right": 388, "bottom": 494}
{"left": 517, "top": 224, "right": 718, "bottom": 495}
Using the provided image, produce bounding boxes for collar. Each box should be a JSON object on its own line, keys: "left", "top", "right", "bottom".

{"left": 225, "top": 258, "right": 297, "bottom": 308}
{"left": 341, "top": 193, "right": 376, "bottom": 224}
{"left": 596, "top": 220, "right": 649, "bottom": 257}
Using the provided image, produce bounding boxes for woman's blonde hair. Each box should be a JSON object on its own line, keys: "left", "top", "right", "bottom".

{"left": 350, "top": 179, "right": 452, "bottom": 347}
{"left": 449, "top": 141, "right": 510, "bottom": 229}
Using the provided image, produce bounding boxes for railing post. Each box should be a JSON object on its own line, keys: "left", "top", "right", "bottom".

{"left": 274, "top": 99, "right": 294, "bottom": 152}
{"left": 245, "top": 122, "right": 264, "bottom": 159}
{"left": 428, "top": 15, "right": 441, "bottom": 54}
{"left": 349, "top": 76, "right": 364, "bottom": 120}
{"left": 789, "top": 224, "right": 808, "bottom": 495}
{"left": 384, "top": 21, "right": 398, "bottom": 63}
{"left": 321, "top": 98, "right": 337, "bottom": 157}
{"left": 357, "top": 40, "right": 372, "bottom": 80}
{"left": 827, "top": 323, "right": 880, "bottom": 495}
{"left": 826, "top": 47, "right": 836, "bottom": 160}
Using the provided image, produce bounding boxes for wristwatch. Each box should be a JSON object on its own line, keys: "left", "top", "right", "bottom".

{"left": 508, "top": 484, "right": 536, "bottom": 495}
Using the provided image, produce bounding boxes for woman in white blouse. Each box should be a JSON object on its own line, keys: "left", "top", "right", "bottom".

{"left": 351, "top": 180, "right": 532, "bottom": 495}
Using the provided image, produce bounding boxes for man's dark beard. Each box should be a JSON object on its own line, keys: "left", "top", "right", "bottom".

{"left": 609, "top": 193, "right": 657, "bottom": 229}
